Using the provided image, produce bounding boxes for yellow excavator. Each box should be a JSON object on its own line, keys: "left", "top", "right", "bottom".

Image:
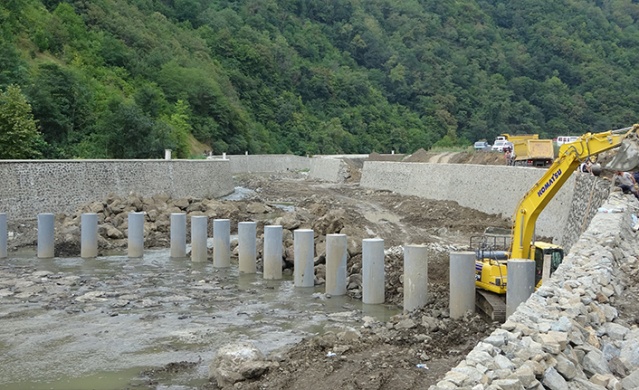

{"left": 474, "top": 124, "right": 639, "bottom": 321}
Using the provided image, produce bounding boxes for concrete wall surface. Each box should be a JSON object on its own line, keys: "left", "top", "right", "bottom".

{"left": 227, "top": 154, "right": 349, "bottom": 183}
{"left": 309, "top": 157, "right": 347, "bottom": 183}
{"left": 227, "top": 154, "right": 310, "bottom": 173}
{"left": 360, "top": 161, "right": 608, "bottom": 247}
{"left": 0, "top": 160, "right": 234, "bottom": 220}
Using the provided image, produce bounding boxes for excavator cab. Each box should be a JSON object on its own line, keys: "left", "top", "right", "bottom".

{"left": 472, "top": 234, "right": 563, "bottom": 295}
{"left": 532, "top": 242, "right": 564, "bottom": 286}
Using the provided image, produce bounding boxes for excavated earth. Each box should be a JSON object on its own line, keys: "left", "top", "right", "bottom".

{"left": 4, "top": 151, "right": 535, "bottom": 389}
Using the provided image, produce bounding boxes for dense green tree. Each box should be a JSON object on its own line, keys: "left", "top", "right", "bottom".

{"left": 26, "top": 63, "right": 95, "bottom": 157}
{"left": 160, "top": 99, "right": 191, "bottom": 158}
{"left": 0, "top": 85, "right": 45, "bottom": 159}
{"left": 1, "top": 0, "right": 639, "bottom": 158}
{"left": 0, "top": 38, "right": 27, "bottom": 89}
{"left": 99, "top": 99, "right": 170, "bottom": 159}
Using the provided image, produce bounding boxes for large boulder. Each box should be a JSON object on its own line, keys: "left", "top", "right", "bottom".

{"left": 209, "top": 342, "right": 273, "bottom": 387}
{"left": 312, "top": 209, "right": 346, "bottom": 235}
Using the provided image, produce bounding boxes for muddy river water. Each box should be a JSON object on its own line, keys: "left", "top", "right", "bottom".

{"left": 0, "top": 248, "right": 399, "bottom": 389}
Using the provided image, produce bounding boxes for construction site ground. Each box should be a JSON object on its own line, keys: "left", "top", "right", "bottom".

{"left": 2, "top": 150, "right": 573, "bottom": 389}
{"left": 215, "top": 151, "right": 512, "bottom": 389}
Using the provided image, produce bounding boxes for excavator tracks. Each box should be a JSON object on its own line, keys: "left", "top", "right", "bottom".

{"left": 476, "top": 290, "right": 506, "bottom": 322}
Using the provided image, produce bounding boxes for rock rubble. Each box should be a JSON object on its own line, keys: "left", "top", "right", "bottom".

{"left": 430, "top": 192, "right": 639, "bottom": 390}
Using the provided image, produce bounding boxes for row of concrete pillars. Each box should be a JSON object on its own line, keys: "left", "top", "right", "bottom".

{"left": 0, "top": 212, "right": 534, "bottom": 318}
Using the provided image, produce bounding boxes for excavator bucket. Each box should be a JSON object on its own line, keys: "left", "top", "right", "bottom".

{"left": 606, "top": 134, "right": 639, "bottom": 171}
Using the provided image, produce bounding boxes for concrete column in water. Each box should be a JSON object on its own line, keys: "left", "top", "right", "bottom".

{"left": 37, "top": 213, "right": 55, "bottom": 259}
{"left": 191, "top": 216, "right": 208, "bottom": 263}
{"left": 263, "top": 225, "right": 283, "bottom": 280}
{"left": 506, "top": 259, "right": 536, "bottom": 318}
{"left": 80, "top": 213, "right": 98, "bottom": 258}
{"left": 213, "top": 219, "right": 231, "bottom": 268}
{"left": 170, "top": 213, "right": 187, "bottom": 258}
{"left": 362, "top": 238, "right": 385, "bottom": 304}
{"left": 0, "top": 213, "right": 6, "bottom": 259}
{"left": 449, "top": 251, "right": 476, "bottom": 319}
{"left": 326, "top": 233, "right": 347, "bottom": 296}
{"left": 294, "top": 229, "right": 315, "bottom": 287}
{"left": 127, "top": 212, "right": 145, "bottom": 258}
{"left": 403, "top": 244, "right": 429, "bottom": 311}
{"left": 238, "top": 221, "right": 257, "bottom": 273}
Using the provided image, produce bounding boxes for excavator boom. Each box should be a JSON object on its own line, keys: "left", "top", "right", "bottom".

{"left": 474, "top": 124, "right": 639, "bottom": 322}
{"left": 510, "top": 124, "right": 639, "bottom": 260}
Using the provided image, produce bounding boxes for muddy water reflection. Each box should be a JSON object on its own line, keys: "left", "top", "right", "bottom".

{"left": 0, "top": 249, "right": 399, "bottom": 389}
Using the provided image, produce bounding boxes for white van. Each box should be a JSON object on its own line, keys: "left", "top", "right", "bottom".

{"left": 491, "top": 140, "right": 507, "bottom": 152}
{"left": 556, "top": 136, "right": 579, "bottom": 146}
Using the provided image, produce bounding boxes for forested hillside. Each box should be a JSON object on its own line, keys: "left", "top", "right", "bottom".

{"left": 2, "top": 0, "right": 639, "bottom": 159}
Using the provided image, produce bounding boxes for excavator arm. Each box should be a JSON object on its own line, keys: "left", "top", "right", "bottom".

{"left": 510, "top": 124, "right": 639, "bottom": 260}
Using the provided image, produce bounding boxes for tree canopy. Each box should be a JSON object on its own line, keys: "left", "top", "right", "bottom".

{"left": 1, "top": 0, "right": 639, "bottom": 158}
{"left": 0, "top": 85, "right": 44, "bottom": 159}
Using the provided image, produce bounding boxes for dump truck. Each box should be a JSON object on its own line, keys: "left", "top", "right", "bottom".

{"left": 512, "top": 139, "right": 555, "bottom": 167}
{"left": 499, "top": 133, "right": 539, "bottom": 142}
{"left": 474, "top": 124, "right": 639, "bottom": 321}
{"left": 494, "top": 134, "right": 539, "bottom": 153}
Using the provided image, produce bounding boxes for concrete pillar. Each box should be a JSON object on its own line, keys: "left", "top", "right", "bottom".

{"left": 362, "top": 238, "right": 385, "bottom": 304}
{"left": 37, "top": 213, "right": 55, "bottom": 259}
{"left": 263, "top": 225, "right": 283, "bottom": 280}
{"left": 170, "top": 213, "right": 187, "bottom": 258}
{"left": 403, "top": 244, "right": 429, "bottom": 311}
{"left": 449, "top": 251, "right": 476, "bottom": 319}
{"left": 0, "top": 213, "right": 6, "bottom": 259}
{"left": 164, "top": 149, "right": 172, "bottom": 160}
{"left": 294, "top": 229, "right": 315, "bottom": 287}
{"left": 80, "top": 213, "right": 98, "bottom": 258}
{"left": 213, "top": 219, "right": 231, "bottom": 268}
{"left": 506, "top": 259, "right": 536, "bottom": 318}
{"left": 191, "top": 216, "right": 208, "bottom": 263}
{"left": 325, "top": 234, "right": 347, "bottom": 296}
{"left": 238, "top": 222, "right": 257, "bottom": 273}
{"left": 127, "top": 212, "right": 144, "bottom": 258}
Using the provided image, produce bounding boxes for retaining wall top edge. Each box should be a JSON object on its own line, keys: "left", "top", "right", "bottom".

{"left": 226, "top": 154, "right": 309, "bottom": 158}
{"left": 0, "top": 159, "right": 229, "bottom": 163}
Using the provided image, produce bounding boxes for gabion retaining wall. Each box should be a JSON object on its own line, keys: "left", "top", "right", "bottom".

{"left": 0, "top": 160, "right": 234, "bottom": 220}
{"left": 360, "top": 161, "right": 609, "bottom": 249}
{"left": 227, "top": 154, "right": 310, "bottom": 174}
{"left": 309, "top": 157, "right": 348, "bottom": 183}
{"left": 226, "top": 154, "right": 348, "bottom": 183}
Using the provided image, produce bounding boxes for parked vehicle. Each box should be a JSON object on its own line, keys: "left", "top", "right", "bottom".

{"left": 501, "top": 133, "right": 539, "bottom": 143}
{"left": 473, "top": 141, "right": 491, "bottom": 151}
{"left": 491, "top": 140, "right": 507, "bottom": 152}
{"left": 512, "top": 139, "right": 555, "bottom": 167}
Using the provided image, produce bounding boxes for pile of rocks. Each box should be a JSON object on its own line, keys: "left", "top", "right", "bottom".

{"left": 430, "top": 192, "right": 639, "bottom": 390}
{"left": 9, "top": 192, "right": 461, "bottom": 306}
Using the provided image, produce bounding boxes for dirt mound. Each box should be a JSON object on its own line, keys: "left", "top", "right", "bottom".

{"left": 450, "top": 151, "right": 505, "bottom": 165}
{"left": 402, "top": 148, "right": 430, "bottom": 162}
